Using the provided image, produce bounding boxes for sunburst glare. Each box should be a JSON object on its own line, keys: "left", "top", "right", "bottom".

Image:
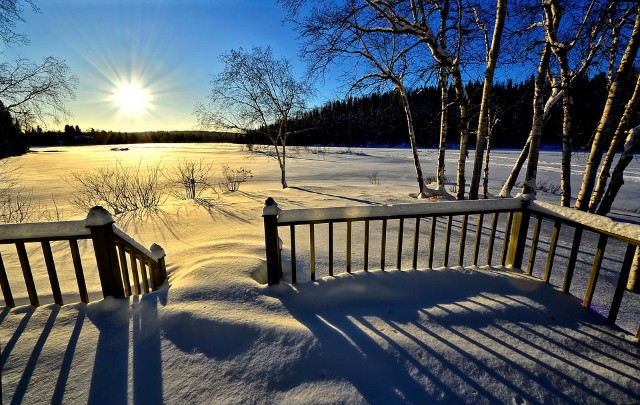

{"left": 113, "top": 82, "right": 150, "bottom": 115}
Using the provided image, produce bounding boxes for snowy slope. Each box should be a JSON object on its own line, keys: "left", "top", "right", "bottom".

{"left": 1, "top": 144, "right": 639, "bottom": 404}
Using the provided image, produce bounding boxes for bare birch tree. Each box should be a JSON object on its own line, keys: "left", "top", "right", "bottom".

{"left": 194, "top": 47, "right": 312, "bottom": 188}
{"left": 521, "top": 42, "right": 552, "bottom": 196}
{"left": 589, "top": 70, "right": 640, "bottom": 212}
{"left": 596, "top": 125, "right": 640, "bottom": 215}
{"left": 436, "top": 1, "right": 451, "bottom": 191}
{"left": 0, "top": 56, "right": 77, "bottom": 127}
{"left": 0, "top": 0, "right": 77, "bottom": 130}
{"left": 468, "top": 0, "right": 507, "bottom": 200}
{"left": 364, "top": 0, "right": 472, "bottom": 199}
{"left": 543, "top": 0, "right": 607, "bottom": 206}
{"left": 288, "top": 0, "right": 432, "bottom": 197}
{"left": 575, "top": 4, "right": 640, "bottom": 210}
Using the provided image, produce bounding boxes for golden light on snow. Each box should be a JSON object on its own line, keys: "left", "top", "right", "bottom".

{"left": 113, "top": 82, "right": 150, "bottom": 115}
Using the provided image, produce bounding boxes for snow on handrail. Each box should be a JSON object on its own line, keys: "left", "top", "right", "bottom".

{"left": 113, "top": 226, "right": 157, "bottom": 259}
{"left": 0, "top": 220, "right": 90, "bottom": 242}
{"left": 529, "top": 201, "right": 640, "bottom": 245}
{"left": 277, "top": 197, "right": 525, "bottom": 225}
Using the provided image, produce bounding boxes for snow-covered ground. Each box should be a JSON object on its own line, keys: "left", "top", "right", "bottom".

{"left": 1, "top": 143, "right": 639, "bottom": 404}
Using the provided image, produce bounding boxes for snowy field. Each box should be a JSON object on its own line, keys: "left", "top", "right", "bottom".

{"left": 1, "top": 143, "right": 639, "bottom": 404}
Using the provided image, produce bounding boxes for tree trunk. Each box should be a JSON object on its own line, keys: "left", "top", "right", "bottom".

{"left": 437, "top": 67, "right": 449, "bottom": 191}
{"left": 596, "top": 125, "right": 640, "bottom": 215}
{"left": 499, "top": 137, "right": 530, "bottom": 197}
{"left": 280, "top": 133, "right": 288, "bottom": 189}
{"left": 452, "top": 67, "right": 469, "bottom": 200}
{"left": 469, "top": 0, "right": 507, "bottom": 200}
{"left": 482, "top": 113, "right": 494, "bottom": 199}
{"left": 499, "top": 88, "right": 562, "bottom": 197}
{"left": 522, "top": 43, "right": 552, "bottom": 196}
{"left": 559, "top": 71, "right": 573, "bottom": 207}
{"left": 589, "top": 71, "right": 640, "bottom": 212}
{"left": 399, "top": 86, "right": 426, "bottom": 198}
{"left": 575, "top": 5, "right": 640, "bottom": 210}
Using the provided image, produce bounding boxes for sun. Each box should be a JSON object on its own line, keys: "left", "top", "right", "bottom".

{"left": 113, "top": 83, "right": 149, "bottom": 115}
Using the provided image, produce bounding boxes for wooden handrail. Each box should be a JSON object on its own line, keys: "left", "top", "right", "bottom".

{"left": 263, "top": 197, "right": 640, "bottom": 337}
{"left": 0, "top": 206, "right": 166, "bottom": 308}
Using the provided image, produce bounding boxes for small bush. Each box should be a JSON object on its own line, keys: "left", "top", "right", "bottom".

{"left": 218, "top": 165, "right": 252, "bottom": 192}
{"left": 68, "top": 160, "right": 165, "bottom": 214}
{"left": 169, "top": 158, "right": 215, "bottom": 199}
{"left": 515, "top": 179, "right": 561, "bottom": 195}
{"left": 424, "top": 174, "right": 449, "bottom": 184}
{"left": 367, "top": 170, "right": 380, "bottom": 185}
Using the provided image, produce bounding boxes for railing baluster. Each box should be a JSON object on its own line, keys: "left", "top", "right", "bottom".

{"left": 130, "top": 251, "right": 141, "bottom": 295}
{"left": 397, "top": 218, "right": 404, "bottom": 270}
{"left": 148, "top": 262, "right": 158, "bottom": 291}
{"left": 472, "top": 214, "right": 484, "bottom": 266}
{"left": 69, "top": 239, "right": 89, "bottom": 303}
{"left": 141, "top": 261, "right": 150, "bottom": 293}
{"left": 608, "top": 244, "right": 637, "bottom": 323}
{"left": 117, "top": 244, "right": 132, "bottom": 296}
{"left": 364, "top": 220, "right": 370, "bottom": 271}
{"left": 544, "top": 220, "right": 562, "bottom": 282}
{"left": 16, "top": 242, "right": 39, "bottom": 306}
{"left": 42, "top": 241, "right": 63, "bottom": 305}
{"left": 527, "top": 215, "right": 543, "bottom": 275}
{"left": 487, "top": 213, "right": 499, "bottom": 266}
{"left": 310, "top": 224, "right": 316, "bottom": 281}
{"left": 443, "top": 216, "right": 452, "bottom": 267}
{"left": 562, "top": 226, "right": 583, "bottom": 293}
{"left": 290, "top": 225, "right": 297, "bottom": 283}
{"left": 428, "top": 217, "right": 436, "bottom": 269}
{"left": 458, "top": 215, "right": 469, "bottom": 267}
{"left": 0, "top": 250, "right": 15, "bottom": 308}
{"left": 328, "top": 223, "right": 333, "bottom": 277}
{"left": 347, "top": 221, "right": 352, "bottom": 273}
{"left": 583, "top": 234, "right": 608, "bottom": 309}
{"left": 381, "top": 219, "right": 387, "bottom": 271}
{"left": 500, "top": 212, "right": 513, "bottom": 266}
{"left": 412, "top": 218, "right": 420, "bottom": 270}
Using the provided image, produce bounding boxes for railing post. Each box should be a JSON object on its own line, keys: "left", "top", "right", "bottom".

{"left": 150, "top": 243, "right": 167, "bottom": 288}
{"left": 263, "top": 197, "right": 282, "bottom": 285}
{"left": 86, "top": 206, "right": 125, "bottom": 298}
{"left": 507, "top": 200, "right": 530, "bottom": 269}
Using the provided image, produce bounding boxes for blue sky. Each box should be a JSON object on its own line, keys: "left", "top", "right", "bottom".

{"left": 8, "top": 0, "right": 337, "bottom": 132}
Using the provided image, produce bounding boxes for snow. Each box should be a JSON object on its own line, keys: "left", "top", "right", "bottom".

{"left": 113, "top": 226, "right": 157, "bottom": 259}
{"left": 84, "top": 206, "right": 115, "bottom": 227}
{"left": 0, "top": 220, "right": 89, "bottom": 242}
{"left": 1, "top": 144, "right": 639, "bottom": 404}
{"left": 277, "top": 197, "right": 524, "bottom": 224}
{"left": 530, "top": 200, "right": 640, "bottom": 243}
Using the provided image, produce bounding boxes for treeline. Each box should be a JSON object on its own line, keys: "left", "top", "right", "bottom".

{"left": 25, "top": 127, "right": 247, "bottom": 147}
{"left": 285, "top": 73, "right": 612, "bottom": 149}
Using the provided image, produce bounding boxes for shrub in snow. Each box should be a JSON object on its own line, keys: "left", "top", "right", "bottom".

{"left": 0, "top": 159, "right": 63, "bottom": 223}
{"left": 217, "top": 165, "right": 252, "bottom": 192}
{"left": 367, "top": 170, "right": 380, "bottom": 185}
{"left": 169, "top": 158, "right": 215, "bottom": 200}
{"left": 67, "top": 160, "right": 165, "bottom": 214}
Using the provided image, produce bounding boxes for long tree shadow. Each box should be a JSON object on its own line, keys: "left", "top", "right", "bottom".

{"left": 264, "top": 268, "right": 640, "bottom": 403}
{"left": 290, "top": 186, "right": 383, "bottom": 206}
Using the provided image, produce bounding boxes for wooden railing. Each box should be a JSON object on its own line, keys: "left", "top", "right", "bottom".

{"left": 263, "top": 197, "right": 640, "bottom": 337}
{"left": 0, "top": 206, "right": 166, "bottom": 308}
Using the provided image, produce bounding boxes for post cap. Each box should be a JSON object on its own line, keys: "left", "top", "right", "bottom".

{"left": 150, "top": 243, "right": 166, "bottom": 260}
{"left": 263, "top": 197, "right": 281, "bottom": 216}
{"left": 85, "top": 206, "right": 115, "bottom": 226}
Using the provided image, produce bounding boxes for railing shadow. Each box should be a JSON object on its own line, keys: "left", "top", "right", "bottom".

{"left": 264, "top": 268, "right": 640, "bottom": 403}
{"left": 0, "top": 289, "right": 167, "bottom": 404}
